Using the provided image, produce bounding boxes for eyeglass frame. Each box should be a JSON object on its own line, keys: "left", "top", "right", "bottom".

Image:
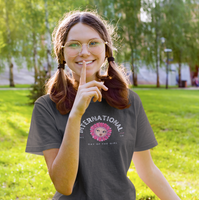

{"left": 61, "top": 38, "right": 108, "bottom": 57}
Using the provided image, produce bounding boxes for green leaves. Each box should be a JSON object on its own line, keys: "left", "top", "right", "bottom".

{"left": 0, "top": 0, "right": 198, "bottom": 87}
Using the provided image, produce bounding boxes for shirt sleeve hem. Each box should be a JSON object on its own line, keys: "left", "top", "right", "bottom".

{"left": 25, "top": 143, "right": 61, "bottom": 156}
{"left": 134, "top": 140, "right": 158, "bottom": 152}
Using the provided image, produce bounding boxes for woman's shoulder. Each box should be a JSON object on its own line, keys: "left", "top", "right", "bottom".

{"left": 34, "top": 94, "right": 56, "bottom": 111}
{"left": 35, "top": 94, "right": 51, "bottom": 105}
{"left": 128, "top": 88, "right": 141, "bottom": 104}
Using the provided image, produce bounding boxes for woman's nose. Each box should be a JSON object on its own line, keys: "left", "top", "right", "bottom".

{"left": 79, "top": 44, "right": 91, "bottom": 56}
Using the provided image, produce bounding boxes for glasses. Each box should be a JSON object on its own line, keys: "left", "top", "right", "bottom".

{"left": 62, "top": 38, "right": 107, "bottom": 57}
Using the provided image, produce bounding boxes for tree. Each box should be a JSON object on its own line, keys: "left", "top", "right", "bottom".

{"left": 142, "top": 0, "right": 164, "bottom": 87}
{"left": 44, "top": 0, "right": 52, "bottom": 77}
{"left": 0, "top": 0, "right": 18, "bottom": 86}
{"left": 161, "top": 0, "right": 194, "bottom": 87}
{"left": 20, "top": 0, "right": 46, "bottom": 83}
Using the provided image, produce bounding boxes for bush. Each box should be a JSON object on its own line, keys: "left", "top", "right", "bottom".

{"left": 28, "top": 70, "right": 48, "bottom": 104}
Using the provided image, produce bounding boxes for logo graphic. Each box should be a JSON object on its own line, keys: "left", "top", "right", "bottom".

{"left": 90, "top": 122, "right": 112, "bottom": 142}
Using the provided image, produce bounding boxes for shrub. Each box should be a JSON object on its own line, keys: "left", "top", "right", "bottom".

{"left": 28, "top": 70, "right": 48, "bottom": 104}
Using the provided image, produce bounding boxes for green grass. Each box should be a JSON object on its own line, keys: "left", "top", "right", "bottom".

{"left": 127, "top": 89, "right": 199, "bottom": 200}
{"left": 131, "top": 84, "right": 193, "bottom": 89}
{"left": 0, "top": 90, "right": 54, "bottom": 200}
{"left": 0, "top": 89, "right": 198, "bottom": 199}
{"left": 0, "top": 84, "right": 31, "bottom": 88}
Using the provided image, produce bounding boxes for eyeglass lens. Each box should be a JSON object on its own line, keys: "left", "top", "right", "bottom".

{"left": 64, "top": 39, "right": 105, "bottom": 57}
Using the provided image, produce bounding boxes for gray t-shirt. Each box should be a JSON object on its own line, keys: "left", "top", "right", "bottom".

{"left": 26, "top": 89, "right": 158, "bottom": 200}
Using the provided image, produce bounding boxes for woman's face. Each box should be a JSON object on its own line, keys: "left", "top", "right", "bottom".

{"left": 63, "top": 23, "right": 106, "bottom": 82}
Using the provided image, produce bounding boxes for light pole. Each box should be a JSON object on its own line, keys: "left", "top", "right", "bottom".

{"left": 164, "top": 48, "right": 172, "bottom": 89}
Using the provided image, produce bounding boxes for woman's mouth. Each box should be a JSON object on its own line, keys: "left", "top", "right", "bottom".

{"left": 76, "top": 60, "right": 95, "bottom": 65}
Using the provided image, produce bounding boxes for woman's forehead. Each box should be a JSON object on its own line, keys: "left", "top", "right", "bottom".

{"left": 66, "top": 23, "right": 102, "bottom": 42}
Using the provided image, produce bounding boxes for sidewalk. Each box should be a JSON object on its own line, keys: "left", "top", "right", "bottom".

{"left": 171, "top": 87, "right": 199, "bottom": 90}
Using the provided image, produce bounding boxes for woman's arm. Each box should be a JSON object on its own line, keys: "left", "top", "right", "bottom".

{"left": 132, "top": 150, "right": 181, "bottom": 200}
{"left": 43, "top": 61, "right": 108, "bottom": 195}
{"left": 43, "top": 113, "right": 81, "bottom": 196}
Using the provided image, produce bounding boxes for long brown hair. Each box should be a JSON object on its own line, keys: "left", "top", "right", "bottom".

{"left": 46, "top": 11, "right": 130, "bottom": 115}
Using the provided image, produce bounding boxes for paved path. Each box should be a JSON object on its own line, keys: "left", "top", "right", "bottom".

{"left": 0, "top": 65, "right": 198, "bottom": 90}
{"left": 0, "top": 66, "right": 35, "bottom": 85}
{"left": 170, "top": 87, "right": 199, "bottom": 90}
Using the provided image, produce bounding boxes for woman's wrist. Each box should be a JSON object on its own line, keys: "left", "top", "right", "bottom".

{"left": 69, "top": 108, "right": 83, "bottom": 120}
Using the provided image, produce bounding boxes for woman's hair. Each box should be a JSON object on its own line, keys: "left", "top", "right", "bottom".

{"left": 46, "top": 10, "right": 130, "bottom": 115}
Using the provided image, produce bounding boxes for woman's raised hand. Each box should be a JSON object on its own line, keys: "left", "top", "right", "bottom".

{"left": 70, "top": 61, "right": 108, "bottom": 117}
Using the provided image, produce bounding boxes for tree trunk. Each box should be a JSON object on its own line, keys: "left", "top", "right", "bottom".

{"left": 131, "top": 53, "right": 138, "bottom": 86}
{"left": 133, "top": 68, "right": 138, "bottom": 86}
{"left": 154, "top": 1, "right": 160, "bottom": 88}
{"left": 157, "top": 72, "right": 160, "bottom": 87}
{"left": 44, "top": 0, "right": 52, "bottom": 77}
{"left": 156, "top": 39, "right": 160, "bottom": 87}
{"left": 33, "top": 32, "right": 38, "bottom": 83}
{"left": 9, "top": 62, "right": 14, "bottom": 87}
{"left": 30, "top": 0, "right": 38, "bottom": 83}
{"left": 178, "top": 62, "right": 181, "bottom": 87}
{"left": 5, "top": 0, "right": 15, "bottom": 87}
{"left": 155, "top": 10, "right": 160, "bottom": 88}
{"left": 178, "top": 50, "right": 182, "bottom": 87}
{"left": 132, "top": 50, "right": 138, "bottom": 86}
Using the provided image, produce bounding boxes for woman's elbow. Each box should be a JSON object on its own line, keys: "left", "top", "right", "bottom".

{"left": 49, "top": 171, "right": 74, "bottom": 196}
{"left": 51, "top": 175, "right": 74, "bottom": 196}
{"left": 55, "top": 184, "right": 73, "bottom": 196}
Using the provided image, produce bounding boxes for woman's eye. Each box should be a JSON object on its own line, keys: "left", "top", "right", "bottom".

{"left": 68, "top": 43, "right": 80, "bottom": 48}
{"left": 89, "top": 41, "right": 99, "bottom": 46}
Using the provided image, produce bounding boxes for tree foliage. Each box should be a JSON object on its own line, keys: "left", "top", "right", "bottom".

{"left": 88, "top": 0, "right": 199, "bottom": 86}
{"left": 0, "top": 0, "right": 198, "bottom": 88}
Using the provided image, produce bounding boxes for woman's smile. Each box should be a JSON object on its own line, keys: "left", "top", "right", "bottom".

{"left": 75, "top": 60, "right": 96, "bottom": 66}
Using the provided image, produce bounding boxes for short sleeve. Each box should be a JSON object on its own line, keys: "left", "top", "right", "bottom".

{"left": 134, "top": 93, "right": 158, "bottom": 151}
{"left": 26, "top": 99, "right": 62, "bottom": 155}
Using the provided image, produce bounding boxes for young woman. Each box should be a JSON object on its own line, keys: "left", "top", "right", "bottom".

{"left": 26, "top": 11, "right": 181, "bottom": 200}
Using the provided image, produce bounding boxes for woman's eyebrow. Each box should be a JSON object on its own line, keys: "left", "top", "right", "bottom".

{"left": 67, "top": 37, "right": 101, "bottom": 42}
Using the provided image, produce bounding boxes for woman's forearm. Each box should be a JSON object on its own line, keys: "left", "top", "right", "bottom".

{"left": 142, "top": 164, "right": 181, "bottom": 200}
{"left": 49, "top": 112, "right": 81, "bottom": 195}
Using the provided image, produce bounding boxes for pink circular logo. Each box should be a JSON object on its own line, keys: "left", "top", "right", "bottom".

{"left": 90, "top": 122, "right": 112, "bottom": 142}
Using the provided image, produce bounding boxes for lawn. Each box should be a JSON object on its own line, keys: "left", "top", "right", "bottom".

{"left": 0, "top": 84, "right": 31, "bottom": 88}
{"left": 0, "top": 88, "right": 198, "bottom": 199}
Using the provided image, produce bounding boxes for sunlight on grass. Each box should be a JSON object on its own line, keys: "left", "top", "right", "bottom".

{"left": 0, "top": 90, "right": 56, "bottom": 199}
{"left": 0, "top": 89, "right": 198, "bottom": 199}
{"left": 129, "top": 89, "right": 199, "bottom": 200}
{"left": 0, "top": 84, "right": 31, "bottom": 88}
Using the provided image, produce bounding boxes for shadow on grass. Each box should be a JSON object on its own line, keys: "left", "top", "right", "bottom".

{"left": 7, "top": 120, "right": 28, "bottom": 137}
{"left": 14, "top": 102, "right": 30, "bottom": 107}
